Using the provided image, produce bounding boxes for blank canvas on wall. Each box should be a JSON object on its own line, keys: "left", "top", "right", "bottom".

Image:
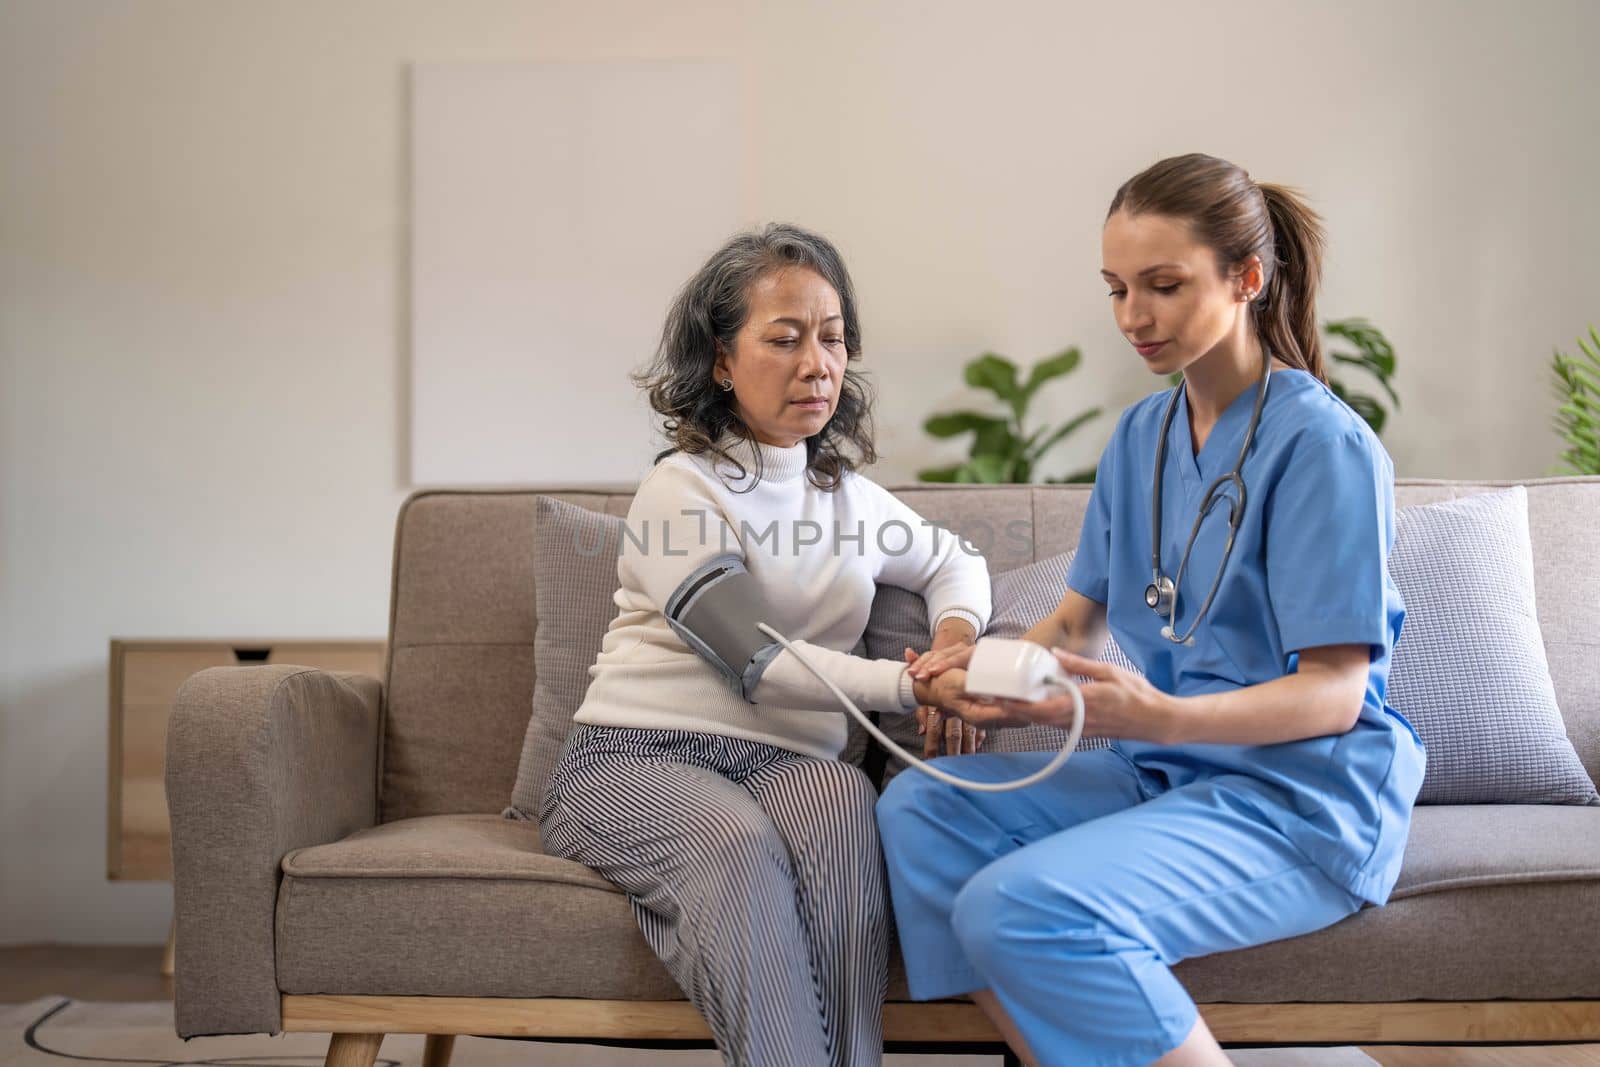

{"left": 410, "top": 61, "right": 740, "bottom": 486}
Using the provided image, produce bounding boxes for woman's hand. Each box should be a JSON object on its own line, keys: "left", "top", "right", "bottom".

{"left": 991, "top": 649, "right": 1184, "bottom": 743}
{"left": 904, "top": 648, "right": 986, "bottom": 756}
{"left": 920, "top": 668, "right": 1033, "bottom": 730}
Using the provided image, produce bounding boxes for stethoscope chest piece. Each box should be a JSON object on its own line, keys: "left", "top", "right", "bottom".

{"left": 1144, "top": 575, "right": 1175, "bottom": 614}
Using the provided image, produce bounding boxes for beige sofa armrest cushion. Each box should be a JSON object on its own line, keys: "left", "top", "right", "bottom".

{"left": 165, "top": 665, "right": 382, "bottom": 1038}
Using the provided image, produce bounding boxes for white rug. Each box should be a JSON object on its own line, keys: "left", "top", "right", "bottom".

{"left": 0, "top": 997, "right": 1379, "bottom": 1066}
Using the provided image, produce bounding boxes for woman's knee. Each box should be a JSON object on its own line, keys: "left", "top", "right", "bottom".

{"left": 703, "top": 809, "right": 792, "bottom": 869}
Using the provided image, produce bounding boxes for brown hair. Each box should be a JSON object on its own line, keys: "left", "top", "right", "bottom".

{"left": 1107, "top": 153, "right": 1327, "bottom": 382}
{"left": 631, "top": 222, "right": 876, "bottom": 491}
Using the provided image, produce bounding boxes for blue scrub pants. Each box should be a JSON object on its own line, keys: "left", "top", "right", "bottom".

{"left": 876, "top": 748, "right": 1365, "bottom": 1067}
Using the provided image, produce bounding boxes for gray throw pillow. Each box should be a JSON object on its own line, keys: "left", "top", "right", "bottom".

{"left": 503, "top": 496, "right": 626, "bottom": 822}
{"left": 1388, "top": 486, "right": 1598, "bottom": 805}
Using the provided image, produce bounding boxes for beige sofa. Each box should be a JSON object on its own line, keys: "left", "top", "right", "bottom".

{"left": 165, "top": 478, "right": 1600, "bottom": 1065}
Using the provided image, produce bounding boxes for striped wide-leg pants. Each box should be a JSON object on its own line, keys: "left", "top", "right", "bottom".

{"left": 538, "top": 724, "right": 890, "bottom": 1067}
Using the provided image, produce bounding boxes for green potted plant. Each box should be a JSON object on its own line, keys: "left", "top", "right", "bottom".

{"left": 917, "top": 347, "right": 1101, "bottom": 484}
{"left": 1551, "top": 325, "right": 1600, "bottom": 475}
{"left": 1323, "top": 317, "right": 1400, "bottom": 436}
{"left": 921, "top": 320, "right": 1400, "bottom": 485}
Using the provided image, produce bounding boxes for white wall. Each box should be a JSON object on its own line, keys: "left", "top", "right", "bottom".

{"left": 2, "top": 0, "right": 1596, "bottom": 943}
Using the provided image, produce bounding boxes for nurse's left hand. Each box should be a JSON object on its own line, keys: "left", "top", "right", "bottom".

{"left": 996, "top": 650, "right": 1181, "bottom": 744}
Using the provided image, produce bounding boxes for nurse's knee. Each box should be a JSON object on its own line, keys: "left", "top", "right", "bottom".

{"left": 876, "top": 766, "right": 953, "bottom": 831}
{"left": 950, "top": 860, "right": 1102, "bottom": 966}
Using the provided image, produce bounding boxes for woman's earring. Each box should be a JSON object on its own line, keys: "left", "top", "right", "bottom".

{"left": 720, "top": 378, "right": 734, "bottom": 391}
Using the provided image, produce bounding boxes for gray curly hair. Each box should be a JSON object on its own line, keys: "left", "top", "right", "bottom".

{"left": 631, "top": 222, "right": 877, "bottom": 491}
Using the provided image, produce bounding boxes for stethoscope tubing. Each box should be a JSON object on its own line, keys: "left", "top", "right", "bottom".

{"left": 1149, "top": 351, "right": 1274, "bottom": 644}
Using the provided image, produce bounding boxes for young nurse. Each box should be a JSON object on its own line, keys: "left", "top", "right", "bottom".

{"left": 876, "top": 153, "right": 1428, "bottom": 1067}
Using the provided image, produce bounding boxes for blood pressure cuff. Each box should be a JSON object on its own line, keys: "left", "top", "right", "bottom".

{"left": 663, "top": 554, "right": 783, "bottom": 704}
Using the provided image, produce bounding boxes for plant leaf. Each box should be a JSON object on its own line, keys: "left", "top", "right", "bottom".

{"left": 1341, "top": 391, "right": 1386, "bottom": 435}
{"left": 1044, "top": 465, "right": 1098, "bottom": 484}
{"left": 967, "top": 453, "right": 1011, "bottom": 483}
{"left": 917, "top": 464, "right": 965, "bottom": 482}
{"left": 1328, "top": 354, "right": 1401, "bottom": 406}
{"left": 1025, "top": 407, "right": 1102, "bottom": 463}
{"left": 1324, "top": 318, "right": 1396, "bottom": 372}
{"left": 923, "top": 411, "right": 1009, "bottom": 438}
{"left": 1020, "top": 347, "right": 1081, "bottom": 399}
{"left": 964, "top": 353, "right": 1020, "bottom": 404}
{"left": 971, "top": 421, "right": 1018, "bottom": 461}
{"left": 1324, "top": 317, "right": 1400, "bottom": 407}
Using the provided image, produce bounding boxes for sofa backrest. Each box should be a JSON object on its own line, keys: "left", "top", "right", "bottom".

{"left": 379, "top": 478, "right": 1600, "bottom": 821}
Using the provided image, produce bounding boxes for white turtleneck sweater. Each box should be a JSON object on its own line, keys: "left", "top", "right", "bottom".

{"left": 571, "top": 431, "right": 993, "bottom": 760}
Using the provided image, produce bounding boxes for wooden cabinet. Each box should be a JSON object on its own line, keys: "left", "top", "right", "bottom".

{"left": 107, "top": 639, "right": 387, "bottom": 882}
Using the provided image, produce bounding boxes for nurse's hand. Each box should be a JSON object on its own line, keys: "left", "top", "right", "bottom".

{"left": 996, "top": 650, "right": 1180, "bottom": 743}
{"left": 905, "top": 641, "right": 975, "bottom": 681}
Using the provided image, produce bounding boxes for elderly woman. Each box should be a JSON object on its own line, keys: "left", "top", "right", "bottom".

{"left": 537, "top": 223, "right": 995, "bottom": 1067}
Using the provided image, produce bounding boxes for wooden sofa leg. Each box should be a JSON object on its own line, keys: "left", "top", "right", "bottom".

{"left": 422, "top": 1034, "right": 455, "bottom": 1067}
{"left": 324, "top": 1032, "right": 384, "bottom": 1067}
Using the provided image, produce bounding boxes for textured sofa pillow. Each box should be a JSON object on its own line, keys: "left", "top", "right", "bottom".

{"left": 859, "top": 551, "right": 1135, "bottom": 787}
{"left": 503, "top": 496, "right": 625, "bottom": 822}
{"left": 1387, "top": 486, "right": 1598, "bottom": 805}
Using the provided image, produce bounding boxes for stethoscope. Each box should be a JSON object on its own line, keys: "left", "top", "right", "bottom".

{"left": 1144, "top": 349, "right": 1274, "bottom": 646}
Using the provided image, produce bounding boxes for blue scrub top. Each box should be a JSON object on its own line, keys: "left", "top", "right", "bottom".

{"left": 1066, "top": 367, "right": 1427, "bottom": 906}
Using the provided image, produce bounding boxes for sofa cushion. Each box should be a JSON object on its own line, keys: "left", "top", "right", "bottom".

{"left": 277, "top": 814, "right": 680, "bottom": 1000}
{"left": 504, "top": 496, "right": 625, "bottom": 822}
{"left": 276, "top": 807, "right": 1600, "bottom": 1002}
{"left": 1164, "top": 801, "right": 1600, "bottom": 1003}
{"left": 1386, "top": 486, "right": 1598, "bottom": 804}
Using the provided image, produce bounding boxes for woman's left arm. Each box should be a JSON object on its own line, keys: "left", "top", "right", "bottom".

{"left": 985, "top": 644, "right": 1371, "bottom": 744}
{"left": 869, "top": 482, "right": 994, "bottom": 639}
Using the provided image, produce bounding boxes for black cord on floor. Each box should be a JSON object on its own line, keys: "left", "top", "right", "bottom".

{"left": 20, "top": 998, "right": 403, "bottom": 1067}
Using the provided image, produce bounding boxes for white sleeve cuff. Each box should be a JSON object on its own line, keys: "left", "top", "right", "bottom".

{"left": 896, "top": 668, "right": 920, "bottom": 711}
{"left": 933, "top": 608, "right": 984, "bottom": 637}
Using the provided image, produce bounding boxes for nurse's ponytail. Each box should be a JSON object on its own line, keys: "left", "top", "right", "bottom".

{"left": 1108, "top": 154, "right": 1328, "bottom": 383}
{"left": 1256, "top": 182, "right": 1326, "bottom": 383}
